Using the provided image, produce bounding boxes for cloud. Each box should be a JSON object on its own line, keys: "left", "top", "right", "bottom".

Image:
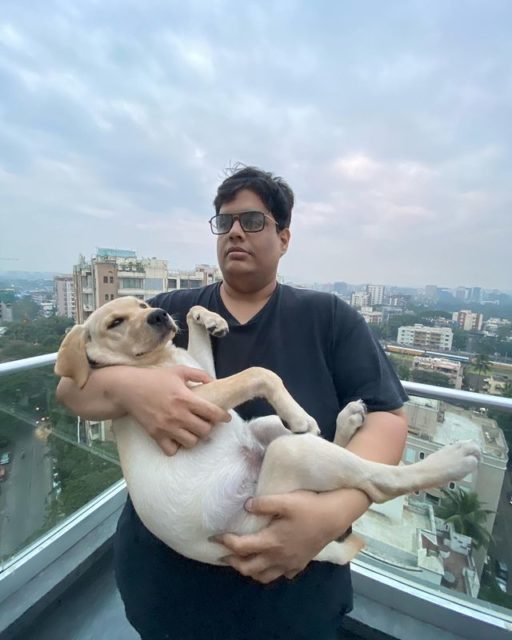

{"left": 0, "top": 1, "right": 511, "bottom": 289}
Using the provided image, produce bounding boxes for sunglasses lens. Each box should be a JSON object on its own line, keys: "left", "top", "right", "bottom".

{"left": 212, "top": 214, "right": 232, "bottom": 234}
{"left": 240, "top": 211, "right": 265, "bottom": 231}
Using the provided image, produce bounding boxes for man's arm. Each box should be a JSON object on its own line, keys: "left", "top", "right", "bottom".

{"left": 56, "top": 366, "right": 231, "bottom": 456}
{"left": 218, "top": 409, "right": 408, "bottom": 583}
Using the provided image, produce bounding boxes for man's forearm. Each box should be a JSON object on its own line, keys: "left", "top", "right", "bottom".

{"left": 56, "top": 367, "right": 131, "bottom": 420}
{"left": 318, "top": 410, "right": 409, "bottom": 539}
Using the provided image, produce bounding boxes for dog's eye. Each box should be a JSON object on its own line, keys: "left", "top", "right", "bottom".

{"left": 139, "top": 303, "right": 148, "bottom": 309}
{"left": 108, "top": 317, "right": 124, "bottom": 329}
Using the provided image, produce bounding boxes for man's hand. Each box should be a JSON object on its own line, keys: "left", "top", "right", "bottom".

{"left": 216, "top": 491, "right": 345, "bottom": 584}
{"left": 115, "top": 365, "right": 231, "bottom": 456}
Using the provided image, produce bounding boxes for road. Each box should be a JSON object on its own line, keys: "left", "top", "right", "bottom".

{"left": 0, "top": 417, "right": 52, "bottom": 562}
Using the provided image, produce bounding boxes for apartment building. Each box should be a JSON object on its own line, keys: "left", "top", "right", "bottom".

{"left": 73, "top": 249, "right": 221, "bottom": 323}
{"left": 350, "top": 291, "right": 369, "bottom": 309}
{"left": 412, "top": 356, "right": 464, "bottom": 389}
{"left": 366, "top": 284, "right": 385, "bottom": 306}
{"left": 0, "top": 301, "right": 13, "bottom": 324}
{"left": 397, "top": 324, "right": 453, "bottom": 351}
{"left": 360, "top": 306, "right": 383, "bottom": 325}
{"left": 452, "top": 310, "right": 484, "bottom": 332}
{"left": 54, "top": 275, "right": 75, "bottom": 319}
{"left": 402, "top": 397, "right": 508, "bottom": 574}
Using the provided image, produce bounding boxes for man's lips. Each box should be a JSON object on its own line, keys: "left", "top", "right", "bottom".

{"left": 226, "top": 247, "right": 250, "bottom": 256}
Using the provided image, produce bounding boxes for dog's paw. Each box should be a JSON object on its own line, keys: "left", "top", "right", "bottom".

{"left": 289, "top": 413, "right": 320, "bottom": 436}
{"left": 188, "top": 306, "right": 229, "bottom": 338}
{"left": 335, "top": 399, "right": 366, "bottom": 446}
{"left": 427, "top": 440, "right": 481, "bottom": 480}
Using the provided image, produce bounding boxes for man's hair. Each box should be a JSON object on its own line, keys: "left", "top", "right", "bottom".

{"left": 213, "top": 165, "right": 294, "bottom": 230}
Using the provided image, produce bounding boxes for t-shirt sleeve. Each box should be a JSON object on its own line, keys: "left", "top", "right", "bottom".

{"left": 332, "top": 301, "right": 408, "bottom": 412}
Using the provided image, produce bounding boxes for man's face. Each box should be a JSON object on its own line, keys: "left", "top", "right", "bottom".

{"left": 216, "top": 189, "right": 290, "bottom": 288}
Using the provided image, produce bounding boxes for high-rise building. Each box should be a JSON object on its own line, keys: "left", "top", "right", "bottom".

{"left": 470, "top": 287, "right": 482, "bottom": 303}
{"left": 0, "top": 302, "right": 13, "bottom": 323}
{"left": 452, "top": 310, "right": 484, "bottom": 332}
{"left": 366, "top": 284, "right": 385, "bottom": 306}
{"left": 455, "top": 287, "right": 470, "bottom": 301}
{"left": 54, "top": 275, "right": 75, "bottom": 319}
{"left": 397, "top": 324, "right": 453, "bottom": 351}
{"left": 425, "top": 285, "right": 438, "bottom": 302}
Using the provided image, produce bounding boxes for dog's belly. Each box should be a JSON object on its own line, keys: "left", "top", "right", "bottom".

{"left": 113, "top": 413, "right": 275, "bottom": 564}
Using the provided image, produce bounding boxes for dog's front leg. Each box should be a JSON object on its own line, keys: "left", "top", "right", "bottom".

{"left": 186, "top": 306, "right": 228, "bottom": 379}
{"left": 192, "top": 367, "right": 319, "bottom": 434}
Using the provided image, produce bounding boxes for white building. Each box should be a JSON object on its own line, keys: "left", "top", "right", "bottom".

{"left": 412, "top": 356, "right": 464, "bottom": 389}
{"left": 350, "top": 291, "right": 369, "bottom": 309}
{"left": 360, "top": 307, "right": 383, "bottom": 325}
{"left": 54, "top": 275, "right": 75, "bottom": 319}
{"left": 0, "top": 302, "right": 13, "bottom": 323}
{"left": 452, "top": 310, "right": 483, "bottom": 332}
{"left": 366, "top": 284, "right": 385, "bottom": 306}
{"left": 397, "top": 324, "right": 453, "bottom": 351}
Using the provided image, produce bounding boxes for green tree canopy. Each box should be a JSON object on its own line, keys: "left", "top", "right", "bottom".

{"left": 435, "top": 488, "right": 493, "bottom": 550}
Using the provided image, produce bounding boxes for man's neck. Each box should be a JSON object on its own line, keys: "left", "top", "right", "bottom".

{"left": 220, "top": 279, "right": 278, "bottom": 324}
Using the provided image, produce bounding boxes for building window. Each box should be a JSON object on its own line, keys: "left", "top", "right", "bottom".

{"left": 104, "top": 294, "right": 109, "bottom": 301}
{"left": 103, "top": 276, "right": 108, "bottom": 283}
{"left": 109, "top": 276, "right": 114, "bottom": 284}
{"left": 110, "top": 294, "right": 115, "bottom": 300}
{"left": 419, "top": 452, "right": 425, "bottom": 460}
{"left": 449, "top": 482, "right": 456, "bottom": 490}
{"left": 119, "top": 278, "right": 144, "bottom": 289}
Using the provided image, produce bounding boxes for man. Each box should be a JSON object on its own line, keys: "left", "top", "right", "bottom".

{"left": 57, "top": 166, "right": 408, "bottom": 639}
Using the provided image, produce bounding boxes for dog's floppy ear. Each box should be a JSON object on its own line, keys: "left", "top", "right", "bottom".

{"left": 54, "top": 324, "right": 90, "bottom": 389}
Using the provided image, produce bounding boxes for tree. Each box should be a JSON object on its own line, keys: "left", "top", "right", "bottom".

{"left": 473, "top": 353, "right": 491, "bottom": 392}
{"left": 411, "top": 369, "right": 453, "bottom": 388}
{"left": 435, "top": 488, "right": 494, "bottom": 550}
{"left": 501, "top": 382, "right": 512, "bottom": 398}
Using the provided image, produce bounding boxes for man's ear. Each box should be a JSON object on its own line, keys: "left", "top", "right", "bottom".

{"left": 54, "top": 324, "right": 90, "bottom": 389}
{"left": 279, "top": 228, "right": 290, "bottom": 256}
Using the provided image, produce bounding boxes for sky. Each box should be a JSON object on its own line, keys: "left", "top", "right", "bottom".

{"left": 1, "top": 0, "right": 511, "bottom": 290}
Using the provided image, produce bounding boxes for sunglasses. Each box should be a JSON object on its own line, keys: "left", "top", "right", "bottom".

{"left": 209, "top": 211, "right": 279, "bottom": 235}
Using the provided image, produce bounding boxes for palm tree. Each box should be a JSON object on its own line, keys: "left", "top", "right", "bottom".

{"left": 435, "top": 488, "right": 494, "bottom": 550}
{"left": 473, "top": 353, "right": 491, "bottom": 392}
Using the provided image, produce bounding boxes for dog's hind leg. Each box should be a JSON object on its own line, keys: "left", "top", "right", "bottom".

{"left": 255, "top": 434, "right": 481, "bottom": 508}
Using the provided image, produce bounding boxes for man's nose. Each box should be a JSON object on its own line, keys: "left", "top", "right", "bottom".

{"left": 228, "top": 217, "right": 245, "bottom": 237}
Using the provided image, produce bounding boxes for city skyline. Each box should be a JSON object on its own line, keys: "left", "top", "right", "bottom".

{"left": 1, "top": 2, "right": 511, "bottom": 289}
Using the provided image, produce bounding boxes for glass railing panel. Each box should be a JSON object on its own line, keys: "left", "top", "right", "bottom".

{"left": 352, "top": 388, "right": 512, "bottom": 622}
{"left": 0, "top": 362, "right": 122, "bottom": 570}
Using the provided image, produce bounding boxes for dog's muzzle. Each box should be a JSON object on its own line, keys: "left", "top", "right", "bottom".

{"left": 147, "top": 309, "right": 175, "bottom": 333}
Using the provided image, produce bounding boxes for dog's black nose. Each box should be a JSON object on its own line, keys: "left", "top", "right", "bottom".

{"left": 147, "top": 309, "right": 171, "bottom": 329}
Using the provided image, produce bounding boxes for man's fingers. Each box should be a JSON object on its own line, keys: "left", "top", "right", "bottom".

{"left": 178, "top": 366, "right": 213, "bottom": 384}
{"left": 191, "top": 396, "right": 231, "bottom": 424}
{"left": 217, "top": 532, "right": 270, "bottom": 556}
{"left": 245, "top": 495, "right": 288, "bottom": 517}
{"left": 223, "top": 554, "right": 270, "bottom": 577}
{"left": 173, "top": 428, "right": 199, "bottom": 449}
{"left": 158, "top": 437, "right": 179, "bottom": 456}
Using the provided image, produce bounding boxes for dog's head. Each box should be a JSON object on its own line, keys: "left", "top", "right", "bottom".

{"left": 55, "top": 297, "right": 177, "bottom": 388}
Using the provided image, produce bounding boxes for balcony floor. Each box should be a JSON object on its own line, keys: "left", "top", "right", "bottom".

{"left": 13, "top": 547, "right": 375, "bottom": 640}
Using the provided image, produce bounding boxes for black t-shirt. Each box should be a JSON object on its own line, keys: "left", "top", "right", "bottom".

{"left": 114, "top": 283, "right": 407, "bottom": 640}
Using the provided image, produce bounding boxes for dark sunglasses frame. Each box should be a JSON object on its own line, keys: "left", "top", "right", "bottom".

{"left": 209, "top": 210, "right": 279, "bottom": 235}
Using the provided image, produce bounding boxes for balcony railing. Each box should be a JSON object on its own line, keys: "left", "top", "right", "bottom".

{"left": 0, "top": 353, "right": 511, "bottom": 639}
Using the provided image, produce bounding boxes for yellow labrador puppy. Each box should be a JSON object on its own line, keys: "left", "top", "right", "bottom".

{"left": 55, "top": 297, "right": 481, "bottom": 566}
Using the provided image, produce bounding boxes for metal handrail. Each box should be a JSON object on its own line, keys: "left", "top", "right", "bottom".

{"left": 1, "top": 352, "right": 511, "bottom": 413}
